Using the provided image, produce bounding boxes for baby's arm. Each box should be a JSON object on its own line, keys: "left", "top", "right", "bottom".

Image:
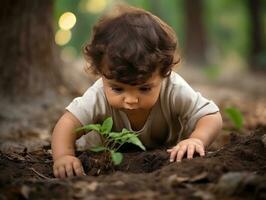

{"left": 52, "top": 111, "right": 86, "bottom": 178}
{"left": 168, "top": 112, "right": 222, "bottom": 162}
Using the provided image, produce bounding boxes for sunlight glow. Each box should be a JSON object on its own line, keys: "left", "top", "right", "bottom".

{"left": 55, "top": 29, "right": 72, "bottom": 46}
{"left": 86, "top": 0, "right": 108, "bottom": 14}
{"left": 58, "top": 12, "right": 76, "bottom": 30}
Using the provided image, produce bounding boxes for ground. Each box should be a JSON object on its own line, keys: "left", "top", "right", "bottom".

{"left": 0, "top": 63, "right": 265, "bottom": 200}
{"left": 0, "top": 128, "right": 266, "bottom": 200}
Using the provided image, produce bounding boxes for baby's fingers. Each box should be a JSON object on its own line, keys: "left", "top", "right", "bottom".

{"left": 53, "top": 166, "right": 59, "bottom": 178}
{"left": 167, "top": 146, "right": 179, "bottom": 162}
{"left": 58, "top": 166, "right": 67, "bottom": 179}
{"left": 65, "top": 164, "right": 74, "bottom": 177}
{"left": 73, "top": 160, "right": 86, "bottom": 176}
{"left": 187, "top": 144, "right": 195, "bottom": 159}
{"left": 195, "top": 145, "right": 205, "bottom": 157}
{"left": 176, "top": 145, "right": 187, "bottom": 162}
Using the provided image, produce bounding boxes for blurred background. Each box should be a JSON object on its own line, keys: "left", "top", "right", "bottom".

{"left": 54, "top": 0, "right": 266, "bottom": 71}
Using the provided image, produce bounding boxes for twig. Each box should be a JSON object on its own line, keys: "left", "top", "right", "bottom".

{"left": 29, "top": 167, "right": 51, "bottom": 180}
{"left": 206, "top": 147, "right": 224, "bottom": 157}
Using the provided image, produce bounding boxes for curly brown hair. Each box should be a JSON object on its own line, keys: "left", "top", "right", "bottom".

{"left": 84, "top": 5, "right": 180, "bottom": 85}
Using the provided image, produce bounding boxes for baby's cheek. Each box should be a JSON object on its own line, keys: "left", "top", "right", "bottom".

{"left": 107, "top": 96, "right": 122, "bottom": 108}
{"left": 142, "top": 98, "right": 157, "bottom": 109}
{"left": 146, "top": 93, "right": 159, "bottom": 106}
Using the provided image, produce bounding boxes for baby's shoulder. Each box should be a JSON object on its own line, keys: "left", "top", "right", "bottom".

{"left": 162, "top": 72, "right": 189, "bottom": 92}
{"left": 85, "top": 78, "right": 104, "bottom": 92}
{"left": 82, "top": 78, "right": 106, "bottom": 99}
{"left": 168, "top": 71, "right": 188, "bottom": 86}
{"left": 160, "top": 71, "right": 194, "bottom": 104}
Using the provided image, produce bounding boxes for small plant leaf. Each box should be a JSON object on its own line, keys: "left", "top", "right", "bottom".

{"left": 122, "top": 128, "right": 131, "bottom": 134}
{"left": 101, "top": 117, "right": 113, "bottom": 133}
{"left": 76, "top": 117, "right": 146, "bottom": 166}
{"left": 109, "top": 132, "right": 125, "bottom": 139}
{"left": 90, "top": 146, "right": 107, "bottom": 152}
{"left": 224, "top": 107, "right": 244, "bottom": 130}
{"left": 126, "top": 135, "right": 146, "bottom": 151}
{"left": 75, "top": 124, "right": 101, "bottom": 133}
{"left": 118, "top": 133, "right": 136, "bottom": 143}
{"left": 110, "top": 151, "right": 123, "bottom": 165}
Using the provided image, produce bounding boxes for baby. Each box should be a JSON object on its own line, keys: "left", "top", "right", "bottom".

{"left": 52, "top": 5, "right": 222, "bottom": 178}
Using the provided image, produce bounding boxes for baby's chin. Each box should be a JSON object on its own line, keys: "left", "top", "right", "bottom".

{"left": 120, "top": 107, "right": 140, "bottom": 112}
{"left": 111, "top": 104, "right": 139, "bottom": 110}
{"left": 111, "top": 104, "right": 153, "bottom": 113}
{"left": 120, "top": 107, "right": 152, "bottom": 115}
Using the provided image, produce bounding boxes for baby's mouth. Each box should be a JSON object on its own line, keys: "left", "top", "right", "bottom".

{"left": 121, "top": 107, "right": 141, "bottom": 113}
{"left": 123, "top": 108, "right": 139, "bottom": 112}
{"left": 122, "top": 104, "right": 139, "bottom": 110}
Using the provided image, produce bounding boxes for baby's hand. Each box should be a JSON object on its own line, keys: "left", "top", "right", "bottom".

{"left": 53, "top": 155, "right": 86, "bottom": 178}
{"left": 167, "top": 138, "right": 205, "bottom": 162}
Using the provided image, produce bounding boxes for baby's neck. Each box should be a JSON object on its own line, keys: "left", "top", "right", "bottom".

{"left": 124, "top": 109, "right": 151, "bottom": 131}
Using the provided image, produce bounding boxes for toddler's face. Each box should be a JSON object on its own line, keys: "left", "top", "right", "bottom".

{"left": 102, "top": 71, "right": 163, "bottom": 114}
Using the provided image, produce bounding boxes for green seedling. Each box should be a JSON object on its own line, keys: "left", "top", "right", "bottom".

{"left": 76, "top": 117, "right": 146, "bottom": 165}
{"left": 224, "top": 107, "right": 244, "bottom": 130}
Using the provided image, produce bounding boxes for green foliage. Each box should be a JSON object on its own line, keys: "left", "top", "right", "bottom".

{"left": 100, "top": 117, "right": 113, "bottom": 133}
{"left": 202, "top": 65, "right": 221, "bottom": 80}
{"left": 110, "top": 151, "right": 123, "bottom": 165}
{"left": 76, "top": 117, "right": 146, "bottom": 165}
{"left": 224, "top": 107, "right": 244, "bottom": 130}
{"left": 75, "top": 124, "right": 101, "bottom": 132}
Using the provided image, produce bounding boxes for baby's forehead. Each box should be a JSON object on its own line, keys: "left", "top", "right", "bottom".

{"left": 103, "top": 72, "right": 162, "bottom": 87}
{"left": 108, "top": 80, "right": 152, "bottom": 87}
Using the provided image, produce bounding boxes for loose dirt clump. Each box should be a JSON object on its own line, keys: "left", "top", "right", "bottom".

{"left": 79, "top": 148, "right": 169, "bottom": 176}
{"left": 0, "top": 128, "right": 265, "bottom": 200}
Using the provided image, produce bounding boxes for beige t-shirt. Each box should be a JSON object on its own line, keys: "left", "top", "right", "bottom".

{"left": 66, "top": 72, "right": 219, "bottom": 149}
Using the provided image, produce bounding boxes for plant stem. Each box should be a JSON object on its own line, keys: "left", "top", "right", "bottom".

{"left": 114, "top": 142, "right": 125, "bottom": 152}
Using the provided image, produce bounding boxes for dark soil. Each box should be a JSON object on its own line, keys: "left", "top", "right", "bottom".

{"left": 0, "top": 128, "right": 265, "bottom": 200}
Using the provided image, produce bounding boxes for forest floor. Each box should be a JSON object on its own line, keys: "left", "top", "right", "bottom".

{"left": 0, "top": 62, "right": 265, "bottom": 200}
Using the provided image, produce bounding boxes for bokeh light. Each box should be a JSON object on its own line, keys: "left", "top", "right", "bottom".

{"left": 86, "top": 0, "right": 108, "bottom": 14}
{"left": 55, "top": 29, "right": 72, "bottom": 46}
{"left": 58, "top": 12, "right": 77, "bottom": 30}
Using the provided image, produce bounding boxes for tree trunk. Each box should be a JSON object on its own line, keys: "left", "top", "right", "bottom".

{"left": 184, "top": 0, "right": 207, "bottom": 65}
{"left": 0, "top": 0, "right": 62, "bottom": 101}
{"left": 247, "top": 0, "right": 265, "bottom": 70}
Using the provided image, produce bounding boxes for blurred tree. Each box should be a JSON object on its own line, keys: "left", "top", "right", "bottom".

{"left": 184, "top": 0, "right": 207, "bottom": 65}
{"left": 0, "top": 0, "right": 62, "bottom": 101}
{"left": 247, "top": 0, "right": 265, "bottom": 70}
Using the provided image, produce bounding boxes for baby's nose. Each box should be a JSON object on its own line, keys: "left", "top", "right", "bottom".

{"left": 124, "top": 95, "right": 139, "bottom": 104}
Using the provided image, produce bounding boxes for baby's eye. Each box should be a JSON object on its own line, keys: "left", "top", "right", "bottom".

{"left": 111, "top": 87, "right": 124, "bottom": 93}
{"left": 139, "top": 87, "right": 151, "bottom": 92}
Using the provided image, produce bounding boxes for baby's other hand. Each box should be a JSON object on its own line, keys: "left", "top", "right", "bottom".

{"left": 53, "top": 155, "right": 86, "bottom": 178}
{"left": 167, "top": 138, "right": 205, "bottom": 162}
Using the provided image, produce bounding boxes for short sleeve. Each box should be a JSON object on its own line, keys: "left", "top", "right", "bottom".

{"left": 66, "top": 79, "right": 108, "bottom": 125}
{"left": 170, "top": 73, "right": 219, "bottom": 135}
